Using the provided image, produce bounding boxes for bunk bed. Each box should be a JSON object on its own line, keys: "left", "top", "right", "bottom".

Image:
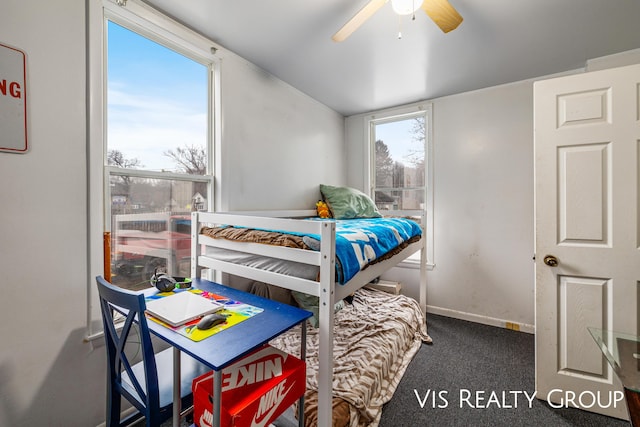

{"left": 189, "top": 206, "right": 429, "bottom": 427}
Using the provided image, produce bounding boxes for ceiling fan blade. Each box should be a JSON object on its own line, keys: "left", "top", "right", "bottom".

{"left": 332, "top": 0, "right": 388, "bottom": 42}
{"left": 421, "top": 0, "right": 463, "bottom": 33}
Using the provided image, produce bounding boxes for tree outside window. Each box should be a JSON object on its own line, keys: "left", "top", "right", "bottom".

{"left": 372, "top": 115, "right": 426, "bottom": 211}
{"left": 105, "top": 20, "right": 212, "bottom": 290}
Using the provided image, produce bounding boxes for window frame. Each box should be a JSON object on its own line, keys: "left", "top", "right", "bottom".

{"left": 86, "top": 0, "right": 221, "bottom": 339}
{"left": 365, "top": 103, "right": 434, "bottom": 269}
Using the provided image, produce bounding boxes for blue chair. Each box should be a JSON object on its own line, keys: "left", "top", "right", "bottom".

{"left": 96, "top": 275, "right": 209, "bottom": 427}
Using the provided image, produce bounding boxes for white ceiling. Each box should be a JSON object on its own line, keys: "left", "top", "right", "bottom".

{"left": 143, "top": 0, "right": 640, "bottom": 116}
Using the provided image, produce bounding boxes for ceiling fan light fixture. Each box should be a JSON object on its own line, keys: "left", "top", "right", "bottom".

{"left": 332, "top": 0, "right": 461, "bottom": 42}
{"left": 391, "top": 0, "right": 422, "bottom": 16}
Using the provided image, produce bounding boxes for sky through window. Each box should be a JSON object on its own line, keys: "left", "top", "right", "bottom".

{"left": 107, "top": 21, "right": 208, "bottom": 172}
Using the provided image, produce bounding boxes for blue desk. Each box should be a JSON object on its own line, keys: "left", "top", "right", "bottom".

{"left": 144, "top": 278, "right": 311, "bottom": 427}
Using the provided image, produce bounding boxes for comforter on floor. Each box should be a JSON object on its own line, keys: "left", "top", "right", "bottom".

{"left": 269, "top": 288, "right": 431, "bottom": 427}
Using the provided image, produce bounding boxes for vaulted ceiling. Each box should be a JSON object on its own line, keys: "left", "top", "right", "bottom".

{"left": 143, "top": 0, "right": 640, "bottom": 116}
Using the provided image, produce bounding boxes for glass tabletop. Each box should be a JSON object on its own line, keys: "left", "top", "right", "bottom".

{"left": 588, "top": 327, "right": 640, "bottom": 392}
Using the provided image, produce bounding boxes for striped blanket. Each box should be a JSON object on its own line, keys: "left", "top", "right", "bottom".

{"left": 270, "top": 288, "right": 431, "bottom": 427}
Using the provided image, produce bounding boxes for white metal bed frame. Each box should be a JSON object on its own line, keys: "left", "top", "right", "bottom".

{"left": 190, "top": 209, "right": 427, "bottom": 427}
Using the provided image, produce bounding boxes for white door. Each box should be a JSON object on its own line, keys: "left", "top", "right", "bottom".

{"left": 534, "top": 63, "right": 640, "bottom": 419}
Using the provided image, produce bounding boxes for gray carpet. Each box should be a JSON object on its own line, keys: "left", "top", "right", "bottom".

{"left": 163, "top": 314, "right": 630, "bottom": 426}
{"left": 378, "top": 314, "right": 628, "bottom": 427}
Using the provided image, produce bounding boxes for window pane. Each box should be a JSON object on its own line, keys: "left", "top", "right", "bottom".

{"left": 109, "top": 175, "right": 206, "bottom": 290}
{"left": 374, "top": 189, "right": 424, "bottom": 210}
{"left": 374, "top": 116, "right": 425, "bottom": 209}
{"left": 106, "top": 20, "right": 212, "bottom": 290}
{"left": 107, "top": 21, "right": 208, "bottom": 174}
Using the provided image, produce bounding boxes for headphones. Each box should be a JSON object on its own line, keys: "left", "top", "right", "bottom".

{"left": 150, "top": 268, "right": 192, "bottom": 292}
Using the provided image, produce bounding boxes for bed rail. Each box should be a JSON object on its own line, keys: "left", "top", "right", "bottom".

{"left": 189, "top": 209, "right": 426, "bottom": 427}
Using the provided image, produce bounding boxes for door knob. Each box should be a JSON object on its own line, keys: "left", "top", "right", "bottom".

{"left": 543, "top": 255, "right": 558, "bottom": 267}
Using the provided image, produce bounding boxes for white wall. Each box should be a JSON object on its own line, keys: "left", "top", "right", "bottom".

{"left": 218, "top": 55, "right": 345, "bottom": 211}
{"left": 426, "top": 81, "right": 537, "bottom": 329}
{"left": 347, "top": 53, "right": 638, "bottom": 331}
{"left": 346, "top": 80, "right": 537, "bottom": 330}
{"left": 0, "top": 1, "right": 344, "bottom": 426}
{"left": 586, "top": 47, "right": 640, "bottom": 72}
{"left": 0, "top": 1, "right": 103, "bottom": 426}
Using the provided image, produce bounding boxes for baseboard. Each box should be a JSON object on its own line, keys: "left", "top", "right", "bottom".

{"left": 426, "top": 305, "right": 535, "bottom": 334}
{"left": 95, "top": 407, "right": 138, "bottom": 427}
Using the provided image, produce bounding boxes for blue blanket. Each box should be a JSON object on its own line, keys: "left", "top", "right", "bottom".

{"left": 303, "top": 217, "right": 422, "bottom": 284}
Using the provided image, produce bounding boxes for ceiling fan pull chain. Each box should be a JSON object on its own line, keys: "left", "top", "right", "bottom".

{"left": 331, "top": 0, "right": 463, "bottom": 42}
{"left": 398, "top": 15, "right": 403, "bottom": 39}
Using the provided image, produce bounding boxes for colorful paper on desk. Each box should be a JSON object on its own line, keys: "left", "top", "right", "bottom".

{"left": 145, "top": 289, "right": 264, "bottom": 342}
{"left": 145, "top": 291, "right": 224, "bottom": 327}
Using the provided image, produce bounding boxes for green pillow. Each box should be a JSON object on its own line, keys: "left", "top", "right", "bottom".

{"left": 319, "top": 184, "right": 382, "bottom": 220}
{"left": 292, "top": 291, "right": 345, "bottom": 328}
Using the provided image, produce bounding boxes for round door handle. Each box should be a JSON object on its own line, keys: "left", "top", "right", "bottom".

{"left": 543, "top": 255, "right": 558, "bottom": 267}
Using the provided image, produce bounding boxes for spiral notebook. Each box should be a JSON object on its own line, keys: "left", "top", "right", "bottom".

{"left": 145, "top": 291, "right": 224, "bottom": 327}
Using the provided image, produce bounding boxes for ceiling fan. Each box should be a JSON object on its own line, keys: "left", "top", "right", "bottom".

{"left": 332, "top": 0, "right": 463, "bottom": 42}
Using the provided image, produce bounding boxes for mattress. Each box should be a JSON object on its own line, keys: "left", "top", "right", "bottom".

{"left": 200, "top": 217, "right": 422, "bottom": 285}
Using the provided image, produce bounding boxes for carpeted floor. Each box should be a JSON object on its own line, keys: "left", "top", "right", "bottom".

{"left": 162, "top": 313, "right": 630, "bottom": 427}
{"left": 377, "top": 313, "right": 628, "bottom": 427}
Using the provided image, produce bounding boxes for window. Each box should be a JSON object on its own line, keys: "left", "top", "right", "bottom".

{"left": 372, "top": 114, "right": 425, "bottom": 210}
{"left": 87, "top": 0, "right": 219, "bottom": 338}
{"left": 105, "top": 18, "right": 214, "bottom": 291}
{"left": 87, "top": 0, "right": 218, "bottom": 290}
{"left": 368, "top": 105, "right": 433, "bottom": 267}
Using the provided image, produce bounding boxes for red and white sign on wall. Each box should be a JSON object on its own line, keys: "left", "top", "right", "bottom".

{"left": 0, "top": 42, "right": 28, "bottom": 153}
